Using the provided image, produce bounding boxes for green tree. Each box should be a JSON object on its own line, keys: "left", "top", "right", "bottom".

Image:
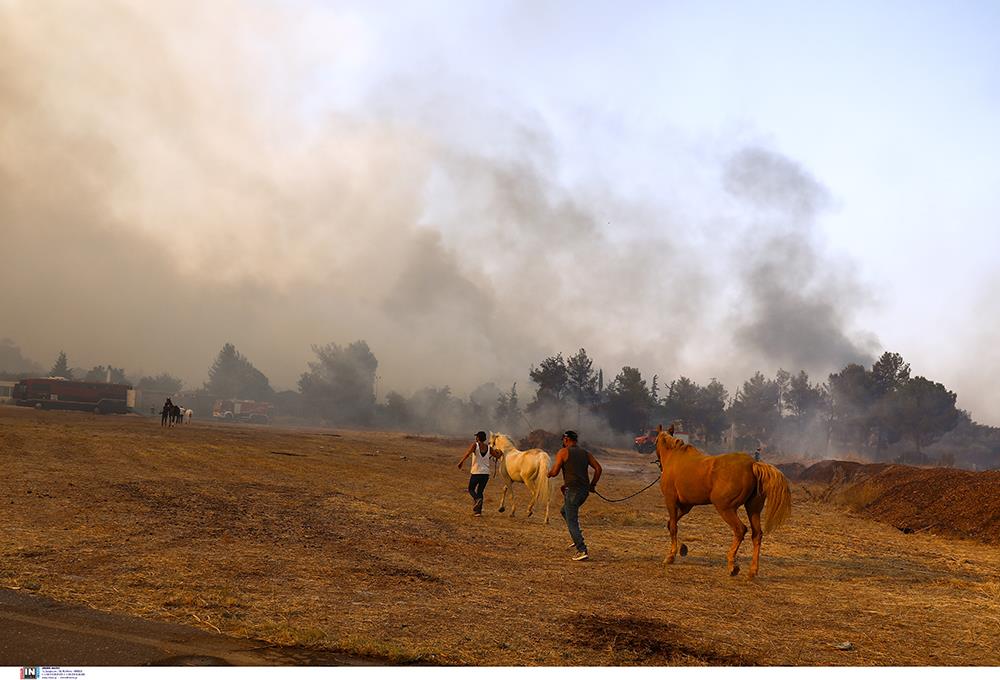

{"left": 827, "top": 363, "right": 875, "bottom": 449}
{"left": 383, "top": 391, "right": 411, "bottom": 428}
{"left": 529, "top": 353, "right": 568, "bottom": 402}
{"left": 729, "top": 372, "right": 780, "bottom": 444}
{"left": 527, "top": 353, "right": 569, "bottom": 425}
{"left": 780, "top": 370, "right": 829, "bottom": 455}
{"left": 136, "top": 373, "right": 184, "bottom": 394}
{"left": 697, "top": 379, "right": 730, "bottom": 444}
{"left": 494, "top": 382, "right": 522, "bottom": 434}
{"left": 925, "top": 410, "right": 1000, "bottom": 470}
{"left": 784, "top": 370, "right": 826, "bottom": 418}
{"left": 205, "top": 343, "right": 274, "bottom": 401}
{"left": 84, "top": 365, "right": 127, "bottom": 383}
{"left": 566, "top": 348, "right": 599, "bottom": 429}
{"left": 298, "top": 340, "right": 378, "bottom": 425}
{"left": 566, "top": 348, "right": 599, "bottom": 407}
{"left": 49, "top": 351, "right": 73, "bottom": 379}
{"left": 662, "top": 376, "right": 701, "bottom": 433}
{"left": 869, "top": 352, "right": 912, "bottom": 455}
{"left": 884, "top": 376, "right": 960, "bottom": 453}
{"left": 775, "top": 369, "right": 791, "bottom": 416}
{"left": 870, "top": 352, "right": 911, "bottom": 398}
{"left": 605, "top": 366, "right": 653, "bottom": 435}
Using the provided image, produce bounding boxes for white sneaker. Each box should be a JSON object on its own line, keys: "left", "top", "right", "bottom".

{"left": 572, "top": 551, "right": 589, "bottom": 561}
{"left": 568, "top": 542, "right": 577, "bottom": 549}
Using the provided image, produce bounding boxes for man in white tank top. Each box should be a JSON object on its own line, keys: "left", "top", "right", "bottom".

{"left": 458, "top": 431, "right": 499, "bottom": 516}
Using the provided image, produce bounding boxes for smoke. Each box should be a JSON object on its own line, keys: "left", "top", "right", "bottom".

{"left": 0, "top": 2, "right": 885, "bottom": 422}
{"left": 0, "top": 338, "right": 43, "bottom": 375}
{"left": 724, "top": 148, "right": 878, "bottom": 377}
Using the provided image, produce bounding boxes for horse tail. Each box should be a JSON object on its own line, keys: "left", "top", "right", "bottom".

{"left": 753, "top": 462, "right": 791, "bottom": 533}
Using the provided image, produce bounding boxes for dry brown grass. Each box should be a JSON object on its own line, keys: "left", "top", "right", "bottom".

{"left": 1, "top": 405, "right": 999, "bottom": 666}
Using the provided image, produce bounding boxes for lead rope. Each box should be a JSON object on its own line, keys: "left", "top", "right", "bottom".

{"left": 591, "top": 456, "right": 662, "bottom": 503}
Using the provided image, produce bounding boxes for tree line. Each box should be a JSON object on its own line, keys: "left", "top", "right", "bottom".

{"left": 5, "top": 339, "right": 997, "bottom": 468}
{"left": 515, "top": 348, "right": 973, "bottom": 464}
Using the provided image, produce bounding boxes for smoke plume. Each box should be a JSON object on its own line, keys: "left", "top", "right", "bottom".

{"left": 0, "top": 2, "right": 886, "bottom": 423}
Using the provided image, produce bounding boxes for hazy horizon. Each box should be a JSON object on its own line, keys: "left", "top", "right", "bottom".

{"left": 2, "top": 1, "right": 998, "bottom": 425}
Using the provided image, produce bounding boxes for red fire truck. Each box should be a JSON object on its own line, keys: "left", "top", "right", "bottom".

{"left": 12, "top": 377, "right": 135, "bottom": 414}
{"left": 633, "top": 421, "right": 689, "bottom": 453}
{"left": 212, "top": 399, "right": 272, "bottom": 424}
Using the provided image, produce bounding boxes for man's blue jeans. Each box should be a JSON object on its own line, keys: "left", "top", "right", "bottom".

{"left": 561, "top": 486, "right": 590, "bottom": 552}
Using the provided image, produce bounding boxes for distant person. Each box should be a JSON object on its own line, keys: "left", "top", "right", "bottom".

{"left": 754, "top": 447, "right": 761, "bottom": 462}
{"left": 160, "top": 398, "right": 173, "bottom": 427}
{"left": 457, "top": 431, "right": 499, "bottom": 516}
{"left": 172, "top": 404, "right": 182, "bottom": 426}
{"left": 548, "top": 430, "right": 602, "bottom": 561}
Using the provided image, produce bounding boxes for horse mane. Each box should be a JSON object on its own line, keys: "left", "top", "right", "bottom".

{"left": 656, "top": 432, "right": 698, "bottom": 454}
{"left": 490, "top": 432, "right": 515, "bottom": 452}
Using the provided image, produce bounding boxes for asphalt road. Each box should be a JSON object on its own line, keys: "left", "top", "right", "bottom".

{"left": 0, "top": 589, "right": 382, "bottom": 666}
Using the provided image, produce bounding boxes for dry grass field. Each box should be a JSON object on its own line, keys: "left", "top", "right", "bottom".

{"left": 1, "top": 405, "right": 998, "bottom": 666}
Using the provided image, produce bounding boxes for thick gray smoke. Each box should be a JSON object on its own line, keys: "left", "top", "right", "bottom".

{"left": 725, "top": 148, "right": 878, "bottom": 374}
{"left": 0, "top": 2, "right": 886, "bottom": 421}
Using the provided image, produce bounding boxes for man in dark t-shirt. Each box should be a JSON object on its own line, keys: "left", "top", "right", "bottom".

{"left": 548, "top": 430, "right": 602, "bottom": 561}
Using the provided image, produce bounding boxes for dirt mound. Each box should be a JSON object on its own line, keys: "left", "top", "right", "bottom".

{"left": 794, "top": 459, "right": 891, "bottom": 485}
{"left": 786, "top": 459, "right": 1000, "bottom": 544}
{"left": 776, "top": 462, "right": 806, "bottom": 480}
{"left": 518, "top": 429, "right": 562, "bottom": 452}
{"left": 846, "top": 467, "right": 1000, "bottom": 544}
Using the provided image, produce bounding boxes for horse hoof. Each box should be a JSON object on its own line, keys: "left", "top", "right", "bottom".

{"left": 665, "top": 556, "right": 675, "bottom": 565}
{"left": 679, "top": 544, "right": 688, "bottom": 557}
{"left": 498, "top": 507, "right": 505, "bottom": 513}
{"left": 729, "top": 565, "right": 740, "bottom": 577}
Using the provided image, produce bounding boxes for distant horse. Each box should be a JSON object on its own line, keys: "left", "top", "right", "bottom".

{"left": 488, "top": 432, "right": 552, "bottom": 524}
{"left": 184, "top": 409, "right": 193, "bottom": 424}
{"left": 656, "top": 424, "right": 791, "bottom": 578}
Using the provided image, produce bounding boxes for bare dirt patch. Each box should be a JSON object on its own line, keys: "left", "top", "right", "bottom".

{"left": 1, "top": 406, "right": 998, "bottom": 665}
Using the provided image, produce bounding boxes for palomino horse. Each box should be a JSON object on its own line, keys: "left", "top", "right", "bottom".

{"left": 656, "top": 425, "right": 791, "bottom": 578}
{"left": 488, "top": 432, "right": 552, "bottom": 524}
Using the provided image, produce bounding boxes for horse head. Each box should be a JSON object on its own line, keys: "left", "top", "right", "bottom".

{"left": 489, "top": 432, "right": 510, "bottom": 452}
{"left": 655, "top": 424, "right": 686, "bottom": 454}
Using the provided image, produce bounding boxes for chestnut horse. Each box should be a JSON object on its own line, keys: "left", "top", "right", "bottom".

{"left": 656, "top": 425, "right": 791, "bottom": 578}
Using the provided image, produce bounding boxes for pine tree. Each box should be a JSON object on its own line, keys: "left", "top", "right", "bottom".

{"left": 604, "top": 366, "right": 653, "bottom": 434}
{"left": 205, "top": 343, "right": 274, "bottom": 401}
{"left": 298, "top": 341, "right": 378, "bottom": 425}
{"left": 494, "top": 382, "right": 522, "bottom": 433}
{"left": 49, "top": 351, "right": 72, "bottom": 379}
